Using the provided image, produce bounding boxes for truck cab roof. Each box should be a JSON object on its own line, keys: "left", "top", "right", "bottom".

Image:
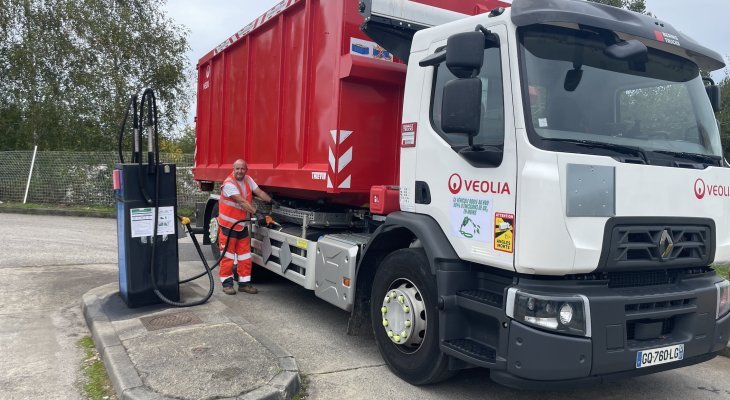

{"left": 511, "top": 0, "right": 724, "bottom": 71}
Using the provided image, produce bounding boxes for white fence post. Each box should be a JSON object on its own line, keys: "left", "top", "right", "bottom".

{"left": 23, "top": 145, "right": 38, "bottom": 204}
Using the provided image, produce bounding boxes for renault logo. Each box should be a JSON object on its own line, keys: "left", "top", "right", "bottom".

{"left": 659, "top": 230, "right": 674, "bottom": 260}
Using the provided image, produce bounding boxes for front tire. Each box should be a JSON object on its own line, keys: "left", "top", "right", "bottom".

{"left": 370, "top": 248, "right": 453, "bottom": 384}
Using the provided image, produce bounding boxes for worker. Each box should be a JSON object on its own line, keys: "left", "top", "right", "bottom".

{"left": 218, "top": 159, "right": 272, "bottom": 295}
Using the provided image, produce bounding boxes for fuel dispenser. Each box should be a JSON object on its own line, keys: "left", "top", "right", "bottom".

{"left": 115, "top": 162, "right": 180, "bottom": 307}
{"left": 114, "top": 89, "right": 217, "bottom": 308}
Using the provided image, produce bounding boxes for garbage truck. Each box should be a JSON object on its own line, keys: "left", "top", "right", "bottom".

{"left": 193, "top": 0, "right": 730, "bottom": 388}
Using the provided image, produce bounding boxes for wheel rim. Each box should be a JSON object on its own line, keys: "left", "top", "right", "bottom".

{"left": 208, "top": 216, "right": 218, "bottom": 245}
{"left": 379, "top": 278, "right": 427, "bottom": 352}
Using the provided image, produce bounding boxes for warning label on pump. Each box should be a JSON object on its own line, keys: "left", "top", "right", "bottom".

{"left": 130, "top": 207, "right": 175, "bottom": 238}
{"left": 450, "top": 196, "right": 491, "bottom": 242}
{"left": 494, "top": 212, "right": 514, "bottom": 253}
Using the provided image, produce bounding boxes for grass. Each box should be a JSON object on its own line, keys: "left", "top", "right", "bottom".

{"left": 292, "top": 374, "right": 309, "bottom": 400}
{"left": 78, "top": 336, "right": 116, "bottom": 400}
{"left": 715, "top": 264, "right": 729, "bottom": 280}
{"left": 0, "top": 202, "right": 113, "bottom": 212}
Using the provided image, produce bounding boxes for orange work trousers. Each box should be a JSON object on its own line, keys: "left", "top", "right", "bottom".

{"left": 218, "top": 227, "right": 252, "bottom": 285}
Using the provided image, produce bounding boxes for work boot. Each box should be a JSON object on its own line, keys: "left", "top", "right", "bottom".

{"left": 238, "top": 283, "right": 258, "bottom": 294}
{"left": 222, "top": 286, "right": 236, "bottom": 295}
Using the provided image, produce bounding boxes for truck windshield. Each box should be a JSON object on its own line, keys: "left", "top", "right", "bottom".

{"left": 518, "top": 24, "right": 723, "bottom": 165}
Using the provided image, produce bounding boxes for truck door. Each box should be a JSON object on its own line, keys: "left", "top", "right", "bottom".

{"left": 411, "top": 25, "right": 517, "bottom": 271}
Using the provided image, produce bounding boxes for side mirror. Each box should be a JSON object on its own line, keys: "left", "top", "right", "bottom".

{"left": 441, "top": 77, "right": 482, "bottom": 137}
{"left": 446, "top": 32, "right": 485, "bottom": 78}
{"left": 706, "top": 85, "right": 721, "bottom": 112}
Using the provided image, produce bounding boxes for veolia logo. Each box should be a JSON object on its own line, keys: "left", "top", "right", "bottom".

{"left": 694, "top": 178, "right": 706, "bottom": 199}
{"left": 447, "top": 173, "right": 512, "bottom": 195}
{"left": 206, "top": 65, "right": 211, "bottom": 79}
{"left": 449, "top": 174, "right": 462, "bottom": 194}
{"left": 694, "top": 177, "right": 730, "bottom": 199}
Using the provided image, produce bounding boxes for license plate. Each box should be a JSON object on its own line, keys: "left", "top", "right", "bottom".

{"left": 636, "top": 344, "right": 684, "bottom": 368}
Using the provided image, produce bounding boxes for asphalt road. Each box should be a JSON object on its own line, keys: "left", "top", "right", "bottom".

{"left": 1, "top": 213, "right": 729, "bottom": 399}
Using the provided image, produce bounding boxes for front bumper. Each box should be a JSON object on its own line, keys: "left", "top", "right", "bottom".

{"left": 492, "top": 273, "right": 730, "bottom": 389}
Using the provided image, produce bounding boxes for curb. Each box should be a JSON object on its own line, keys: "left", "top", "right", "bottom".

{"left": 0, "top": 207, "right": 115, "bottom": 219}
{"left": 82, "top": 283, "right": 300, "bottom": 400}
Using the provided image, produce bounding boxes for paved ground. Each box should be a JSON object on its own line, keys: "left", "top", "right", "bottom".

{"left": 0, "top": 214, "right": 117, "bottom": 400}
{"left": 1, "top": 213, "right": 730, "bottom": 399}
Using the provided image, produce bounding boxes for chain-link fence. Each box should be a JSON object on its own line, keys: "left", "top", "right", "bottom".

{"left": 0, "top": 151, "right": 209, "bottom": 210}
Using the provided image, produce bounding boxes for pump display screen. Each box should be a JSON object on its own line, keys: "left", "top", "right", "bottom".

{"left": 518, "top": 24, "right": 723, "bottom": 166}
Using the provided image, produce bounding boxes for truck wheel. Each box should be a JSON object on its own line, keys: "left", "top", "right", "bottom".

{"left": 209, "top": 203, "right": 221, "bottom": 259}
{"left": 370, "top": 248, "right": 453, "bottom": 384}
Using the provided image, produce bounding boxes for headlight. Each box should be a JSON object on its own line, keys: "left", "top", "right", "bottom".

{"left": 717, "top": 280, "right": 730, "bottom": 320}
{"left": 506, "top": 289, "right": 591, "bottom": 337}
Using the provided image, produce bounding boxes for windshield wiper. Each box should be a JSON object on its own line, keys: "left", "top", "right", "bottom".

{"left": 651, "top": 150, "right": 722, "bottom": 166}
{"left": 543, "top": 138, "right": 647, "bottom": 162}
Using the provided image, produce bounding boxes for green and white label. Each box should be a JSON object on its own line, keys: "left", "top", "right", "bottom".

{"left": 450, "top": 196, "right": 491, "bottom": 242}
{"left": 130, "top": 207, "right": 175, "bottom": 238}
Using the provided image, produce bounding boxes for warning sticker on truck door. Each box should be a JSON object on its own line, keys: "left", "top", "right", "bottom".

{"left": 494, "top": 213, "right": 514, "bottom": 253}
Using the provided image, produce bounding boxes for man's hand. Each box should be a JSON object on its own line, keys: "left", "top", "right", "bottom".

{"left": 231, "top": 193, "right": 257, "bottom": 214}
{"left": 243, "top": 201, "right": 257, "bottom": 214}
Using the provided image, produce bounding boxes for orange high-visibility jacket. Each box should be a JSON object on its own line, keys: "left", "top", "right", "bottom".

{"left": 218, "top": 173, "right": 252, "bottom": 232}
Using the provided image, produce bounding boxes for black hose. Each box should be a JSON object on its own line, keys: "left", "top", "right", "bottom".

{"left": 131, "top": 94, "right": 140, "bottom": 163}
{"left": 117, "top": 95, "right": 136, "bottom": 164}
{"left": 178, "top": 217, "right": 253, "bottom": 284}
{"left": 156, "top": 217, "right": 253, "bottom": 307}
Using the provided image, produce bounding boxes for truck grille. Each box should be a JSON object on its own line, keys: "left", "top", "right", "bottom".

{"left": 624, "top": 298, "right": 695, "bottom": 314}
{"left": 602, "top": 220, "right": 712, "bottom": 270}
{"left": 607, "top": 270, "right": 679, "bottom": 288}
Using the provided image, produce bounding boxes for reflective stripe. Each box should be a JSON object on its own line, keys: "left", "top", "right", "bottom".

{"left": 220, "top": 275, "right": 233, "bottom": 282}
{"left": 218, "top": 214, "right": 241, "bottom": 224}
{"left": 220, "top": 198, "right": 244, "bottom": 210}
{"left": 238, "top": 276, "right": 251, "bottom": 283}
{"left": 237, "top": 253, "right": 252, "bottom": 261}
{"left": 224, "top": 251, "right": 237, "bottom": 260}
{"left": 218, "top": 172, "right": 251, "bottom": 230}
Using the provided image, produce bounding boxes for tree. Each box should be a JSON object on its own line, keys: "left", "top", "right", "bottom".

{"left": 588, "top": 0, "right": 648, "bottom": 14}
{"left": 0, "top": 0, "right": 191, "bottom": 151}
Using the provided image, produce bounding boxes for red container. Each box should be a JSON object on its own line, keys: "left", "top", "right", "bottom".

{"left": 194, "top": 0, "right": 507, "bottom": 206}
{"left": 370, "top": 185, "right": 400, "bottom": 215}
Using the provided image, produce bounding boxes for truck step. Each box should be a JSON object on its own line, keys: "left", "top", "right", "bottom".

{"left": 457, "top": 289, "right": 503, "bottom": 307}
{"left": 442, "top": 339, "right": 497, "bottom": 366}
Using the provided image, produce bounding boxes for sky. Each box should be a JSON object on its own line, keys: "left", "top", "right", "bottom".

{"left": 164, "top": 0, "right": 730, "bottom": 123}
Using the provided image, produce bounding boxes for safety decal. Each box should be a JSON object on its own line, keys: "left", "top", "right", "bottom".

{"left": 350, "top": 38, "right": 393, "bottom": 62}
{"left": 328, "top": 129, "right": 354, "bottom": 189}
{"left": 130, "top": 206, "right": 175, "bottom": 238}
{"left": 401, "top": 123, "right": 417, "bottom": 147}
{"left": 494, "top": 212, "right": 514, "bottom": 253}
{"left": 450, "top": 195, "right": 491, "bottom": 242}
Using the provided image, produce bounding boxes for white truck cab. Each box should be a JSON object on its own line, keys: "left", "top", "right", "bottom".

{"left": 356, "top": 0, "right": 730, "bottom": 388}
